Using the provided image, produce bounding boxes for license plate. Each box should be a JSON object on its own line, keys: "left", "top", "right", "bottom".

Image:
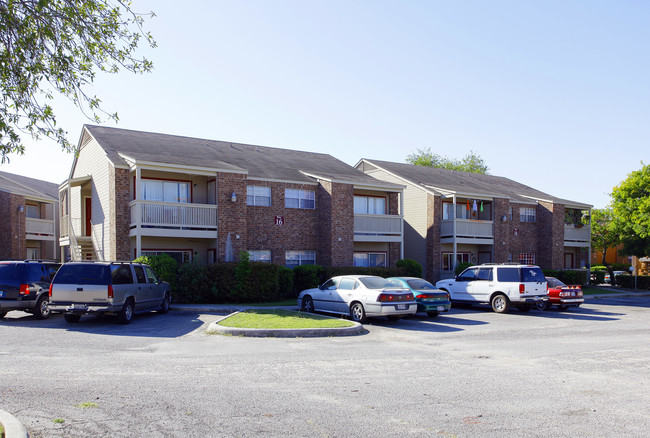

{"left": 396, "top": 304, "right": 407, "bottom": 310}
{"left": 72, "top": 304, "right": 87, "bottom": 310}
{"left": 437, "top": 306, "right": 445, "bottom": 311}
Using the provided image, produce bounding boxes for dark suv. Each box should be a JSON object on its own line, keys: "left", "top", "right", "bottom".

{"left": 0, "top": 260, "right": 61, "bottom": 319}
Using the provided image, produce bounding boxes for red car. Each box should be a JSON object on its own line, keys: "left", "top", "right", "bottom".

{"left": 536, "top": 277, "right": 584, "bottom": 311}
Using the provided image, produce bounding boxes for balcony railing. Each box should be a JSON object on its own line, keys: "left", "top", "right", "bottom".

{"left": 26, "top": 218, "right": 55, "bottom": 237}
{"left": 564, "top": 225, "right": 590, "bottom": 244}
{"left": 130, "top": 200, "right": 217, "bottom": 230}
{"left": 441, "top": 219, "right": 494, "bottom": 239}
{"left": 354, "top": 214, "right": 402, "bottom": 241}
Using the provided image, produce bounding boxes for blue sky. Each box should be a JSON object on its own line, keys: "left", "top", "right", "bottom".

{"left": 3, "top": 0, "right": 648, "bottom": 209}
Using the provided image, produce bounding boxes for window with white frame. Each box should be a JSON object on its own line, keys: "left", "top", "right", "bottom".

{"left": 247, "top": 186, "right": 271, "bottom": 206}
{"left": 142, "top": 250, "right": 192, "bottom": 264}
{"left": 249, "top": 250, "right": 271, "bottom": 263}
{"left": 354, "top": 196, "right": 386, "bottom": 215}
{"left": 285, "top": 189, "right": 315, "bottom": 209}
{"left": 141, "top": 180, "right": 190, "bottom": 203}
{"left": 285, "top": 250, "right": 316, "bottom": 267}
{"left": 353, "top": 252, "right": 387, "bottom": 267}
{"left": 519, "top": 253, "right": 536, "bottom": 264}
{"left": 520, "top": 207, "right": 536, "bottom": 223}
{"left": 442, "top": 252, "right": 471, "bottom": 271}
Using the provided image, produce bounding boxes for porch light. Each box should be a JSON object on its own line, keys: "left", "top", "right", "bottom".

{"left": 231, "top": 192, "right": 237, "bottom": 202}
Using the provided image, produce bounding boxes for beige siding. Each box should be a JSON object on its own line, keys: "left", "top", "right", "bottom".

{"left": 72, "top": 138, "right": 115, "bottom": 260}
{"left": 363, "top": 168, "right": 429, "bottom": 268}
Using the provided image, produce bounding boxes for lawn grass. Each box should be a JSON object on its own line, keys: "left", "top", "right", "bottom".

{"left": 217, "top": 309, "right": 354, "bottom": 329}
{"left": 582, "top": 286, "right": 622, "bottom": 295}
{"left": 226, "top": 299, "right": 297, "bottom": 307}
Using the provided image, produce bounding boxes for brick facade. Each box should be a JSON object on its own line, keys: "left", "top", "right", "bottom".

{"left": 425, "top": 194, "right": 442, "bottom": 282}
{"left": 0, "top": 192, "right": 25, "bottom": 259}
{"left": 218, "top": 172, "right": 248, "bottom": 261}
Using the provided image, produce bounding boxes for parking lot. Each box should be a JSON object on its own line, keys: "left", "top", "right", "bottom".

{"left": 1, "top": 295, "right": 649, "bottom": 437}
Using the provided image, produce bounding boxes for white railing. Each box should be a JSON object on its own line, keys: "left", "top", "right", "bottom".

{"left": 564, "top": 225, "right": 590, "bottom": 243}
{"left": 26, "top": 218, "right": 55, "bottom": 236}
{"left": 354, "top": 214, "right": 402, "bottom": 236}
{"left": 441, "top": 219, "right": 493, "bottom": 238}
{"left": 130, "top": 200, "right": 218, "bottom": 229}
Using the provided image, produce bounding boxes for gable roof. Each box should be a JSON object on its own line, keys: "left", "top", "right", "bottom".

{"left": 82, "top": 125, "right": 402, "bottom": 189}
{"left": 358, "top": 159, "right": 591, "bottom": 208}
{"left": 0, "top": 170, "right": 59, "bottom": 202}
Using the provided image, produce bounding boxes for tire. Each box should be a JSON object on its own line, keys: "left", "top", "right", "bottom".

{"left": 558, "top": 305, "right": 569, "bottom": 311}
{"left": 64, "top": 313, "right": 81, "bottom": 323}
{"left": 535, "top": 300, "right": 548, "bottom": 311}
{"left": 491, "top": 294, "right": 510, "bottom": 313}
{"left": 387, "top": 315, "right": 401, "bottom": 321}
{"left": 33, "top": 295, "right": 51, "bottom": 320}
{"left": 426, "top": 310, "right": 440, "bottom": 317}
{"left": 159, "top": 293, "right": 170, "bottom": 314}
{"left": 301, "top": 296, "right": 314, "bottom": 313}
{"left": 349, "top": 302, "right": 366, "bottom": 323}
{"left": 117, "top": 299, "right": 134, "bottom": 324}
{"left": 0, "top": 311, "right": 6, "bottom": 319}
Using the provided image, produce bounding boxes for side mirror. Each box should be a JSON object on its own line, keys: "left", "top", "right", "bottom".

{"left": 318, "top": 284, "right": 324, "bottom": 290}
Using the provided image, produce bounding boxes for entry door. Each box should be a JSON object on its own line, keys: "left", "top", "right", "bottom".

{"left": 84, "top": 197, "right": 92, "bottom": 236}
{"left": 564, "top": 253, "right": 574, "bottom": 269}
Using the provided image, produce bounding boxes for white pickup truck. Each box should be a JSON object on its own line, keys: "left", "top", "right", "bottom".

{"left": 49, "top": 261, "right": 171, "bottom": 324}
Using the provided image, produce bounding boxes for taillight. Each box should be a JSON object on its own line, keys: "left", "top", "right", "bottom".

{"left": 48, "top": 283, "right": 53, "bottom": 297}
{"left": 406, "top": 293, "right": 414, "bottom": 301}
{"left": 519, "top": 284, "right": 525, "bottom": 294}
{"left": 108, "top": 285, "right": 114, "bottom": 299}
{"left": 19, "top": 284, "right": 29, "bottom": 295}
{"left": 419, "top": 294, "right": 430, "bottom": 299}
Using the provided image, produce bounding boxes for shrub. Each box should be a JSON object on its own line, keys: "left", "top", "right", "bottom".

{"left": 278, "top": 266, "right": 294, "bottom": 298}
{"left": 133, "top": 254, "right": 179, "bottom": 287}
{"left": 292, "top": 264, "right": 325, "bottom": 293}
{"left": 611, "top": 263, "right": 632, "bottom": 272}
{"left": 455, "top": 262, "right": 472, "bottom": 276}
{"left": 323, "top": 266, "right": 406, "bottom": 279}
{"left": 591, "top": 271, "right": 606, "bottom": 284}
{"left": 557, "top": 270, "right": 588, "bottom": 286}
{"left": 176, "top": 263, "right": 212, "bottom": 303}
{"left": 615, "top": 275, "right": 649, "bottom": 289}
{"left": 396, "top": 258, "right": 422, "bottom": 278}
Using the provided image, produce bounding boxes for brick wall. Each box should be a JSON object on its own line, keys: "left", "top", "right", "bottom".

{"left": 317, "top": 181, "right": 354, "bottom": 267}
{"left": 492, "top": 198, "right": 510, "bottom": 262}
{"left": 537, "top": 201, "right": 565, "bottom": 269}
{"left": 218, "top": 173, "right": 248, "bottom": 261}
{"left": 425, "top": 193, "right": 442, "bottom": 282}
{"left": 112, "top": 167, "right": 132, "bottom": 261}
{"left": 0, "top": 192, "right": 25, "bottom": 259}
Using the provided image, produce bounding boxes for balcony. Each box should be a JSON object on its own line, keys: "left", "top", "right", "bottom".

{"left": 354, "top": 214, "right": 402, "bottom": 242}
{"left": 564, "top": 224, "right": 590, "bottom": 247}
{"left": 26, "top": 218, "right": 56, "bottom": 240}
{"left": 129, "top": 200, "right": 218, "bottom": 238}
{"left": 441, "top": 219, "right": 494, "bottom": 243}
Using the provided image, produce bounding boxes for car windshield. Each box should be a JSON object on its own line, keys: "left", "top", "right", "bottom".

{"left": 359, "top": 277, "right": 399, "bottom": 289}
{"left": 53, "top": 264, "right": 110, "bottom": 285}
{"left": 406, "top": 279, "right": 435, "bottom": 290}
{"left": 547, "top": 277, "right": 565, "bottom": 288}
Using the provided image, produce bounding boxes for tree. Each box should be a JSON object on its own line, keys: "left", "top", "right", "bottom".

{"left": 0, "top": 0, "right": 156, "bottom": 162}
{"left": 406, "top": 147, "right": 489, "bottom": 174}
{"left": 590, "top": 207, "right": 620, "bottom": 279}
{"left": 611, "top": 163, "right": 650, "bottom": 257}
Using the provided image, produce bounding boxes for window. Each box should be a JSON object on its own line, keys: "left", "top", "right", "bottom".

{"left": 457, "top": 268, "right": 477, "bottom": 282}
{"left": 25, "top": 205, "right": 39, "bottom": 219}
{"left": 519, "top": 253, "right": 536, "bottom": 265}
{"left": 353, "top": 252, "right": 387, "bottom": 267}
{"left": 144, "top": 265, "right": 159, "bottom": 283}
{"left": 142, "top": 250, "right": 192, "bottom": 264}
{"left": 442, "top": 252, "right": 470, "bottom": 271}
{"left": 133, "top": 265, "right": 147, "bottom": 283}
{"left": 339, "top": 278, "right": 358, "bottom": 290}
{"left": 249, "top": 250, "right": 271, "bottom": 263}
{"left": 285, "top": 189, "right": 315, "bottom": 209}
{"left": 141, "top": 179, "right": 189, "bottom": 203}
{"left": 497, "top": 267, "right": 520, "bottom": 282}
{"left": 476, "top": 267, "right": 493, "bottom": 281}
{"left": 111, "top": 264, "right": 134, "bottom": 285}
{"left": 354, "top": 196, "right": 386, "bottom": 215}
{"left": 520, "top": 207, "right": 536, "bottom": 223}
{"left": 26, "top": 248, "right": 39, "bottom": 260}
{"left": 247, "top": 186, "right": 271, "bottom": 206}
{"left": 285, "top": 250, "right": 316, "bottom": 267}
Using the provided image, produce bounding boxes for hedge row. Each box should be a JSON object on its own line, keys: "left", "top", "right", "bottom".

{"left": 542, "top": 269, "right": 588, "bottom": 286}
{"left": 615, "top": 275, "right": 650, "bottom": 290}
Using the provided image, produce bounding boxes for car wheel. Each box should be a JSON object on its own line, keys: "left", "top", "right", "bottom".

{"left": 160, "top": 293, "right": 170, "bottom": 314}
{"left": 387, "top": 315, "right": 401, "bottom": 321}
{"left": 349, "top": 302, "right": 366, "bottom": 323}
{"left": 0, "top": 311, "right": 6, "bottom": 319}
{"left": 426, "top": 310, "right": 440, "bottom": 317}
{"left": 558, "top": 305, "right": 569, "bottom": 311}
{"left": 117, "top": 299, "right": 134, "bottom": 324}
{"left": 34, "top": 295, "right": 51, "bottom": 320}
{"left": 491, "top": 294, "right": 510, "bottom": 313}
{"left": 535, "top": 300, "right": 548, "bottom": 311}
{"left": 301, "top": 296, "right": 315, "bottom": 313}
{"left": 64, "top": 313, "right": 81, "bottom": 323}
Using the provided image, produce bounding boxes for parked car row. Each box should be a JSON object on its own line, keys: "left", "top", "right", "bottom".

{"left": 0, "top": 260, "right": 171, "bottom": 324}
{"left": 298, "top": 264, "right": 583, "bottom": 323}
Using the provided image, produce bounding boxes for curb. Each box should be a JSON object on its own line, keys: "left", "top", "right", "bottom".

{"left": 206, "top": 312, "right": 365, "bottom": 337}
{"left": 0, "top": 409, "right": 29, "bottom": 438}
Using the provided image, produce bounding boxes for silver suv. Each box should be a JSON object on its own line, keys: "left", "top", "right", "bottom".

{"left": 49, "top": 261, "right": 171, "bottom": 324}
{"left": 435, "top": 264, "right": 548, "bottom": 313}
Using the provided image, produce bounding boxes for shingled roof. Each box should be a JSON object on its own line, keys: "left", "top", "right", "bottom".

{"left": 82, "top": 125, "right": 402, "bottom": 189}
{"left": 0, "top": 170, "right": 59, "bottom": 201}
{"left": 359, "top": 159, "right": 591, "bottom": 207}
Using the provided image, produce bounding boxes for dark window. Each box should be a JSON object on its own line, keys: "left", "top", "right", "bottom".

{"left": 111, "top": 265, "right": 134, "bottom": 285}
{"left": 45, "top": 264, "right": 60, "bottom": 282}
{"left": 133, "top": 265, "right": 147, "bottom": 284}
{"left": 53, "top": 265, "right": 110, "bottom": 285}
{"left": 522, "top": 267, "right": 546, "bottom": 282}
{"left": 25, "top": 264, "right": 46, "bottom": 283}
{"left": 144, "top": 266, "right": 159, "bottom": 284}
{"left": 321, "top": 279, "right": 338, "bottom": 290}
{"left": 0, "top": 264, "right": 21, "bottom": 287}
{"left": 457, "top": 268, "right": 477, "bottom": 282}
{"left": 406, "top": 279, "right": 436, "bottom": 290}
{"left": 497, "top": 267, "right": 520, "bottom": 282}
{"left": 476, "top": 268, "right": 493, "bottom": 281}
